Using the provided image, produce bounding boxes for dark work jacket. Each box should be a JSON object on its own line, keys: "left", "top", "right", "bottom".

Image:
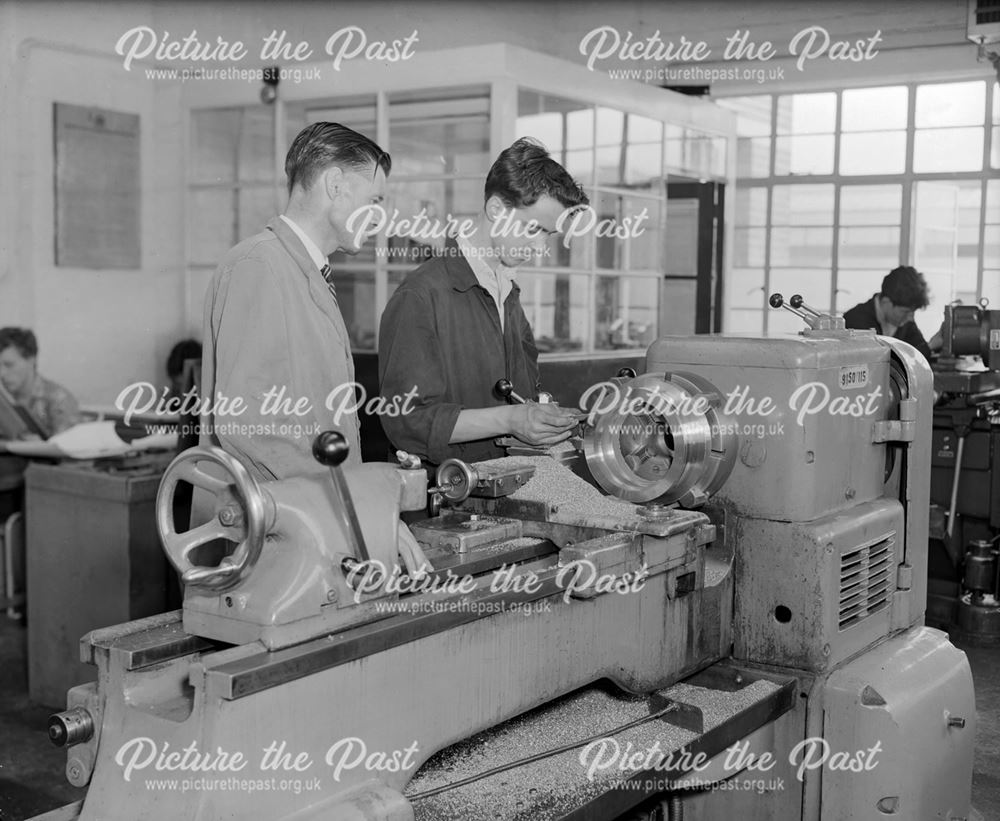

{"left": 378, "top": 252, "right": 540, "bottom": 465}
{"left": 843, "top": 296, "right": 932, "bottom": 361}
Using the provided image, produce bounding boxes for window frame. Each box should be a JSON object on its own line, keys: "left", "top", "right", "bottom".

{"left": 719, "top": 79, "right": 998, "bottom": 336}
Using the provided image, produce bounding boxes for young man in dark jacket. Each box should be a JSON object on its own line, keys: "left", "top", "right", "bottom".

{"left": 843, "top": 265, "right": 933, "bottom": 361}
{"left": 378, "top": 139, "right": 586, "bottom": 465}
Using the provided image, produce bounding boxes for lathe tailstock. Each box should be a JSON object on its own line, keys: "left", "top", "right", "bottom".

{"left": 38, "top": 312, "right": 975, "bottom": 820}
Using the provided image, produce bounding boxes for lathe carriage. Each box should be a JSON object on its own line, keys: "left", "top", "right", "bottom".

{"left": 38, "top": 303, "right": 975, "bottom": 821}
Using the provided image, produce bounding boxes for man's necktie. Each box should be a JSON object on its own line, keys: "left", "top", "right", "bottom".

{"left": 320, "top": 263, "right": 337, "bottom": 304}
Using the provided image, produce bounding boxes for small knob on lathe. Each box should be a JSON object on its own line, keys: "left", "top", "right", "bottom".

{"left": 790, "top": 294, "right": 822, "bottom": 317}
{"left": 769, "top": 293, "right": 784, "bottom": 309}
{"left": 494, "top": 378, "right": 527, "bottom": 404}
{"left": 312, "top": 430, "right": 349, "bottom": 467}
{"left": 617, "top": 368, "right": 637, "bottom": 379}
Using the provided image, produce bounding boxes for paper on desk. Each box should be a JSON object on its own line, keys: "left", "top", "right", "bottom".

{"left": 4, "top": 421, "right": 175, "bottom": 459}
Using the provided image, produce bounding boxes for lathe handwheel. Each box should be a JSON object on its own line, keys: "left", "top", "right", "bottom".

{"left": 156, "top": 446, "right": 270, "bottom": 591}
{"left": 435, "top": 458, "right": 477, "bottom": 503}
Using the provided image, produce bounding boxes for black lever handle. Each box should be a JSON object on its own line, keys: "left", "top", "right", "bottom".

{"left": 312, "top": 431, "right": 370, "bottom": 563}
{"left": 494, "top": 378, "right": 526, "bottom": 404}
{"left": 312, "top": 430, "right": 350, "bottom": 467}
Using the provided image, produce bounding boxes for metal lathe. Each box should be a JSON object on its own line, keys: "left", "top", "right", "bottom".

{"left": 37, "top": 296, "right": 975, "bottom": 821}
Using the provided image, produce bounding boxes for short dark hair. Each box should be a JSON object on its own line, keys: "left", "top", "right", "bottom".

{"left": 485, "top": 137, "right": 589, "bottom": 210}
{"left": 880, "top": 266, "right": 930, "bottom": 310}
{"left": 0, "top": 327, "right": 38, "bottom": 359}
{"left": 167, "top": 339, "right": 202, "bottom": 379}
{"left": 285, "top": 122, "right": 391, "bottom": 194}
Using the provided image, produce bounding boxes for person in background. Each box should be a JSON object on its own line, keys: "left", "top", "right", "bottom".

{"left": 202, "top": 122, "right": 389, "bottom": 480}
{"left": 166, "top": 339, "right": 203, "bottom": 401}
{"left": 378, "top": 138, "right": 585, "bottom": 466}
{"left": 165, "top": 339, "right": 203, "bottom": 452}
{"left": 842, "top": 266, "right": 934, "bottom": 362}
{"left": 0, "top": 327, "right": 80, "bottom": 437}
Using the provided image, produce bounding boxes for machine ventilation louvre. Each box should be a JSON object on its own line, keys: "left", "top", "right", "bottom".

{"left": 975, "top": 0, "right": 1000, "bottom": 24}
{"left": 968, "top": 0, "right": 1000, "bottom": 42}
{"left": 839, "top": 534, "right": 894, "bottom": 630}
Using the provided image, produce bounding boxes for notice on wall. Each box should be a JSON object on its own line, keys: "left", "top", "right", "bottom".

{"left": 54, "top": 102, "right": 140, "bottom": 269}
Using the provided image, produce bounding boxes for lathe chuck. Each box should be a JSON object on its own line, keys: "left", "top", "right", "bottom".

{"left": 582, "top": 371, "right": 737, "bottom": 506}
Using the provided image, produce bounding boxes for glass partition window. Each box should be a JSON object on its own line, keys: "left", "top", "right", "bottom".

{"left": 717, "top": 96, "right": 771, "bottom": 178}
{"left": 187, "top": 92, "right": 494, "bottom": 352}
{"left": 664, "top": 125, "right": 726, "bottom": 179}
{"left": 774, "top": 93, "right": 836, "bottom": 176}
{"left": 289, "top": 96, "right": 382, "bottom": 349}
{"left": 721, "top": 79, "right": 998, "bottom": 335}
{"left": 286, "top": 96, "right": 376, "bottom": 148}
{"left": 188, "top": 106, "right": 277, "bottom": 269}
{"left": 514, "top": 90, "right": 714, "bottom": 354}
{"left": 187, "top": 83, "right": 730, "bottom": 357}
{"left": 625, "top": 115, "right": 664, "bottom": 185}
{"left": 518, "top": 272, "right": 588, "bottom": 353}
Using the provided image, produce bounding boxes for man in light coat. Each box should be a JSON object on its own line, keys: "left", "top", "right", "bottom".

{"left": 201, "top": 122, "right": 389, "bottom": 480}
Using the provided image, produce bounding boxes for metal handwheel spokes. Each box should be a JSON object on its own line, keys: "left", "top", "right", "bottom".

{"left": 156, "top": 447, "right": 272, "bottom": 592}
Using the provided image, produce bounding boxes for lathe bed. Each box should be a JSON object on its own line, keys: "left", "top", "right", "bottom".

{"left": 407, "top": 669, "right": 794, "bottom": 821}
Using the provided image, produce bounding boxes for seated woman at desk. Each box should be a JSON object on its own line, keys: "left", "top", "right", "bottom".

{"left": 0, "top": 327, "right": 80, "bottom": 438}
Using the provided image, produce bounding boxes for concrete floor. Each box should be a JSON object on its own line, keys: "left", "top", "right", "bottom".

{"left": 960, "top": 636, "right": 1000, "bottom": 820}
{"left": 0, "top": 616, "right": 998, "bottom": 821}
{"left": 0, "top": 617, "right": 86, "bottom": 821}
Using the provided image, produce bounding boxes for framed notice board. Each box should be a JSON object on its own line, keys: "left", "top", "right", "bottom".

{"left": 54, "top": 103, "right": 140, "bottom": 268}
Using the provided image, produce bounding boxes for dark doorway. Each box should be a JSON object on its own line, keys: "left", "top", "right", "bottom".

{"left": 665, "top": 181, "right": 725, "bottom": 334}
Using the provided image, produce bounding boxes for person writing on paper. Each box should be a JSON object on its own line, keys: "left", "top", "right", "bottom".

{"left": 0, "top": 327, "right": 80, "bottom": 438}
{"left": 378, "top": 138, "right": 586, "bottom": 466}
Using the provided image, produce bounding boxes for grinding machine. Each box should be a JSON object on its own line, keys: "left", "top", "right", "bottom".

{"left": 38, "top": 295, "right": 975, "bottom": 821}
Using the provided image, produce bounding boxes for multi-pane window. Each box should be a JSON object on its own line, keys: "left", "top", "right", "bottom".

{"left": 516, "top": 92, "right": 713, "bottom": 355}
{"left": 840, "top": 87, "right": 907, "bottom": 176}
{"left": 913, "top": 82, "right": 985, "bottom": 173}
{"left": 774, "top": 93, "right": 836, "bottom": 176}
{"left": 768, "top": 185, "right": 834, "bottom": 335}
{"left": 383, "top": 88, "right": 492, "bottom": 351}
{"left": 836, "top": 185, "right": 903, "bottom": 314}
{"left": 729, "top": 186, "right": 768, "bottom": 334}
{"left": 720, "top": 80, "right": 999, "bottom": 338}
{"left": 189, "top": 92, "right": 492, "bottom": 353}
{"left": 187, "top": 106, "right": 277, "bottom": 281}
{"left": 187, "top": 87, "right": 729, "bottom": 356}
{"left": 985, "top": 180, "right": 1000, "bottom": 306}
{"left": 727, "top": 96, "right": 771, "bottom": 179}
